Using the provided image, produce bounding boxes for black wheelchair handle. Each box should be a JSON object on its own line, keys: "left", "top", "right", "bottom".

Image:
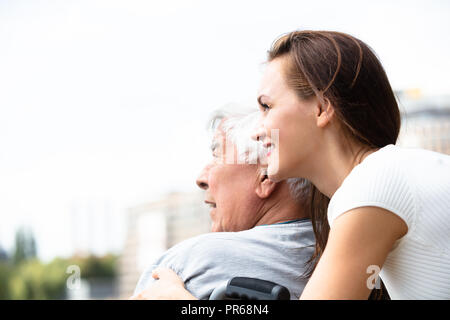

{"left": 209, "top": 277, "right": 290, "bottom": 300}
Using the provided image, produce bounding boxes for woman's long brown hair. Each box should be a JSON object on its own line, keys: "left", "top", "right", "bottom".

{"left": 268, "top": 30, "right": 399, "bottom": 300}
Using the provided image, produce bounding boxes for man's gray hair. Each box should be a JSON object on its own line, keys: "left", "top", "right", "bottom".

{"left": 207, "top": 104, "right": 311, "bottom": 204}
{"left": 208, "top": 105, "right": 265, "bottom": 165}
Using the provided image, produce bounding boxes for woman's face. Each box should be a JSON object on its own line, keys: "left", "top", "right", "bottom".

{"left": 253, "top": 57, "right": 320, "bottom": 182}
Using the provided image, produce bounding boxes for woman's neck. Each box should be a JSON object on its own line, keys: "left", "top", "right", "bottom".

{"left": 304, "top": 134, "right": 376, "bottom": 198}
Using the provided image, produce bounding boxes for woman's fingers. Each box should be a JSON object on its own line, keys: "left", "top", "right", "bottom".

{"left": 151, "top": 268, "right": 160, "bottom": 279}
{"left": 128, "top": 267, "right": 197, "bottom": 300}
{"left": 151, "top": 267, "right": 181, "bottom": 283}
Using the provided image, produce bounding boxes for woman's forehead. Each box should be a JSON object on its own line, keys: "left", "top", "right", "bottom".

{"left": 258, "top": 58, "right": 288, "bottom": 97}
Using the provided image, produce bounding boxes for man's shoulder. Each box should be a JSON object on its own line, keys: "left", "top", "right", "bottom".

{"left": 171, "top": 222, "right": 314, "bottom": 256}
{"left": 154, "top": 231, "right": 244, "bottom": 274}
{"left": 169, "top": 230, "right": 247, "bottom": 254}
{"left": 167, "top": 227, "right": 263, "bottom": 257}
{"left": 163, "top": 232, "right": 235, "bottom": 258}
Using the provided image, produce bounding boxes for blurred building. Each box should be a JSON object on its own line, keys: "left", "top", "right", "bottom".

{"left": 397, "top": 90, "right": 450, "bottom": 155}
{"left": 118, "top": 191, "right": 211, "bottom": 298}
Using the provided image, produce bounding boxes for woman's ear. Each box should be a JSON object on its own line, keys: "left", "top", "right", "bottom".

{"left": 255, "top": 173, "right": 277, "bottom": 199}
{"left": 316, "top": 98, "right": 335, "bottom": 128}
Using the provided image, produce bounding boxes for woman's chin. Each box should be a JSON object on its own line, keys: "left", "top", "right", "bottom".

{"left": 267, "top": 159, "right": 294, "bottom": 182}
{"left": 267, "top": 168, "right": 283, "bottom": 182}
{"left": 266, "top": 155, "right": 283, "bottom": 181}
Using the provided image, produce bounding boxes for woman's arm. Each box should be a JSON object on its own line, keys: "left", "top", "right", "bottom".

{"left": 129, "top": 268, "right": 198, "bottom": 300}
{"left": 300, "top": 206, "right": 407, "bottom": 299}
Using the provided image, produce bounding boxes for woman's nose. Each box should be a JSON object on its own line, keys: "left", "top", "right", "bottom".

{"left": 251, "top": 122, "right": 266, "bottom": 142}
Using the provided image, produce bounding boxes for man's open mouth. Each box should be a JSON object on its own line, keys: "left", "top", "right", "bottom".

{"left": 205, "top": 201, "right": 217, "bottom": 208}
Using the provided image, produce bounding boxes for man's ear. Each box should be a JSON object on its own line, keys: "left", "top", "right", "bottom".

{"left": 315, "top": 98, "right": 335, "bottom": 128}
{"left": 255, "top": 173, "right": 277, "bottom": 199}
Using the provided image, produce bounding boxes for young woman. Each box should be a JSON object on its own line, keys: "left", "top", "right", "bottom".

{"left": 133, "top": 30, "right": 450, "bottom": 300}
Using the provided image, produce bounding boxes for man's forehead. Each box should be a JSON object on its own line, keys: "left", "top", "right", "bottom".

{"left": 212, "top": 130, "right": 224, "bottom": 141}
{"left": 212, "top": 121, "right": 226, "bottom": 143}
{"left": 211, "top": 125, "right": 237, "bottom": 155}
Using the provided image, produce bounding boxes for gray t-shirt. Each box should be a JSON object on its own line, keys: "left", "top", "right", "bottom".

{"left": 134, "top": 219, "right": 315, "bottom": 300}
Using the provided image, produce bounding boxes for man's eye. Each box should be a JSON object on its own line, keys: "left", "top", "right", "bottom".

{"left": 212, "top": 151, "right": 220, "bottom": 158}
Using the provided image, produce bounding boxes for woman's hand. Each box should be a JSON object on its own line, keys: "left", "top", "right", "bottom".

{"left": 129, "top": 267, "right": 198, "bottom": 300}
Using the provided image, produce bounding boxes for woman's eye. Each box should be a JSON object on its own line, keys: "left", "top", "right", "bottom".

{"left": 260, "top": 103, "right": 270, "bottom": 111}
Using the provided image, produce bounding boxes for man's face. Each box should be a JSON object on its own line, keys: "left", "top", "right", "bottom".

{"left": 196, "top": 127, "right": 262, "bottom": 232}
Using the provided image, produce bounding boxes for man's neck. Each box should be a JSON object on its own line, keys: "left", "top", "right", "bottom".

{"left": 254, "top": 186, "right": 309, "bottom": 227}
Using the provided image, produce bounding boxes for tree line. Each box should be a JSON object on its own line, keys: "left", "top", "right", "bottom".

{"left": 0, "top": 227, "right": 118, "bottom": 299}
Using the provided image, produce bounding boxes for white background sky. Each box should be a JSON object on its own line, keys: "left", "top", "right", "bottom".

{"left": 1, "top": 0, "right": 449, "bottom": 261}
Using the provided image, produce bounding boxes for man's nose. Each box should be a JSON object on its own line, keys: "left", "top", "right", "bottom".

{"left": 196, "top": 166, "right": 209, "bottom": 190}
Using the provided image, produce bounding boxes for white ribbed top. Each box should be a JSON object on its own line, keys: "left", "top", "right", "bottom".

{"left": 328, "top": 144, "right": 450, "bottom": 299}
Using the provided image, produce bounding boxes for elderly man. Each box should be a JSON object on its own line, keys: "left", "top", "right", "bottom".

{"left": 132, "top": 108, "right": 315, "bottom": 300}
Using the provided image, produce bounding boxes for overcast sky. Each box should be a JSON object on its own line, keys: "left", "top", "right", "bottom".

{"left": 1, "top": 0, "right": 449, "bottom": 261}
